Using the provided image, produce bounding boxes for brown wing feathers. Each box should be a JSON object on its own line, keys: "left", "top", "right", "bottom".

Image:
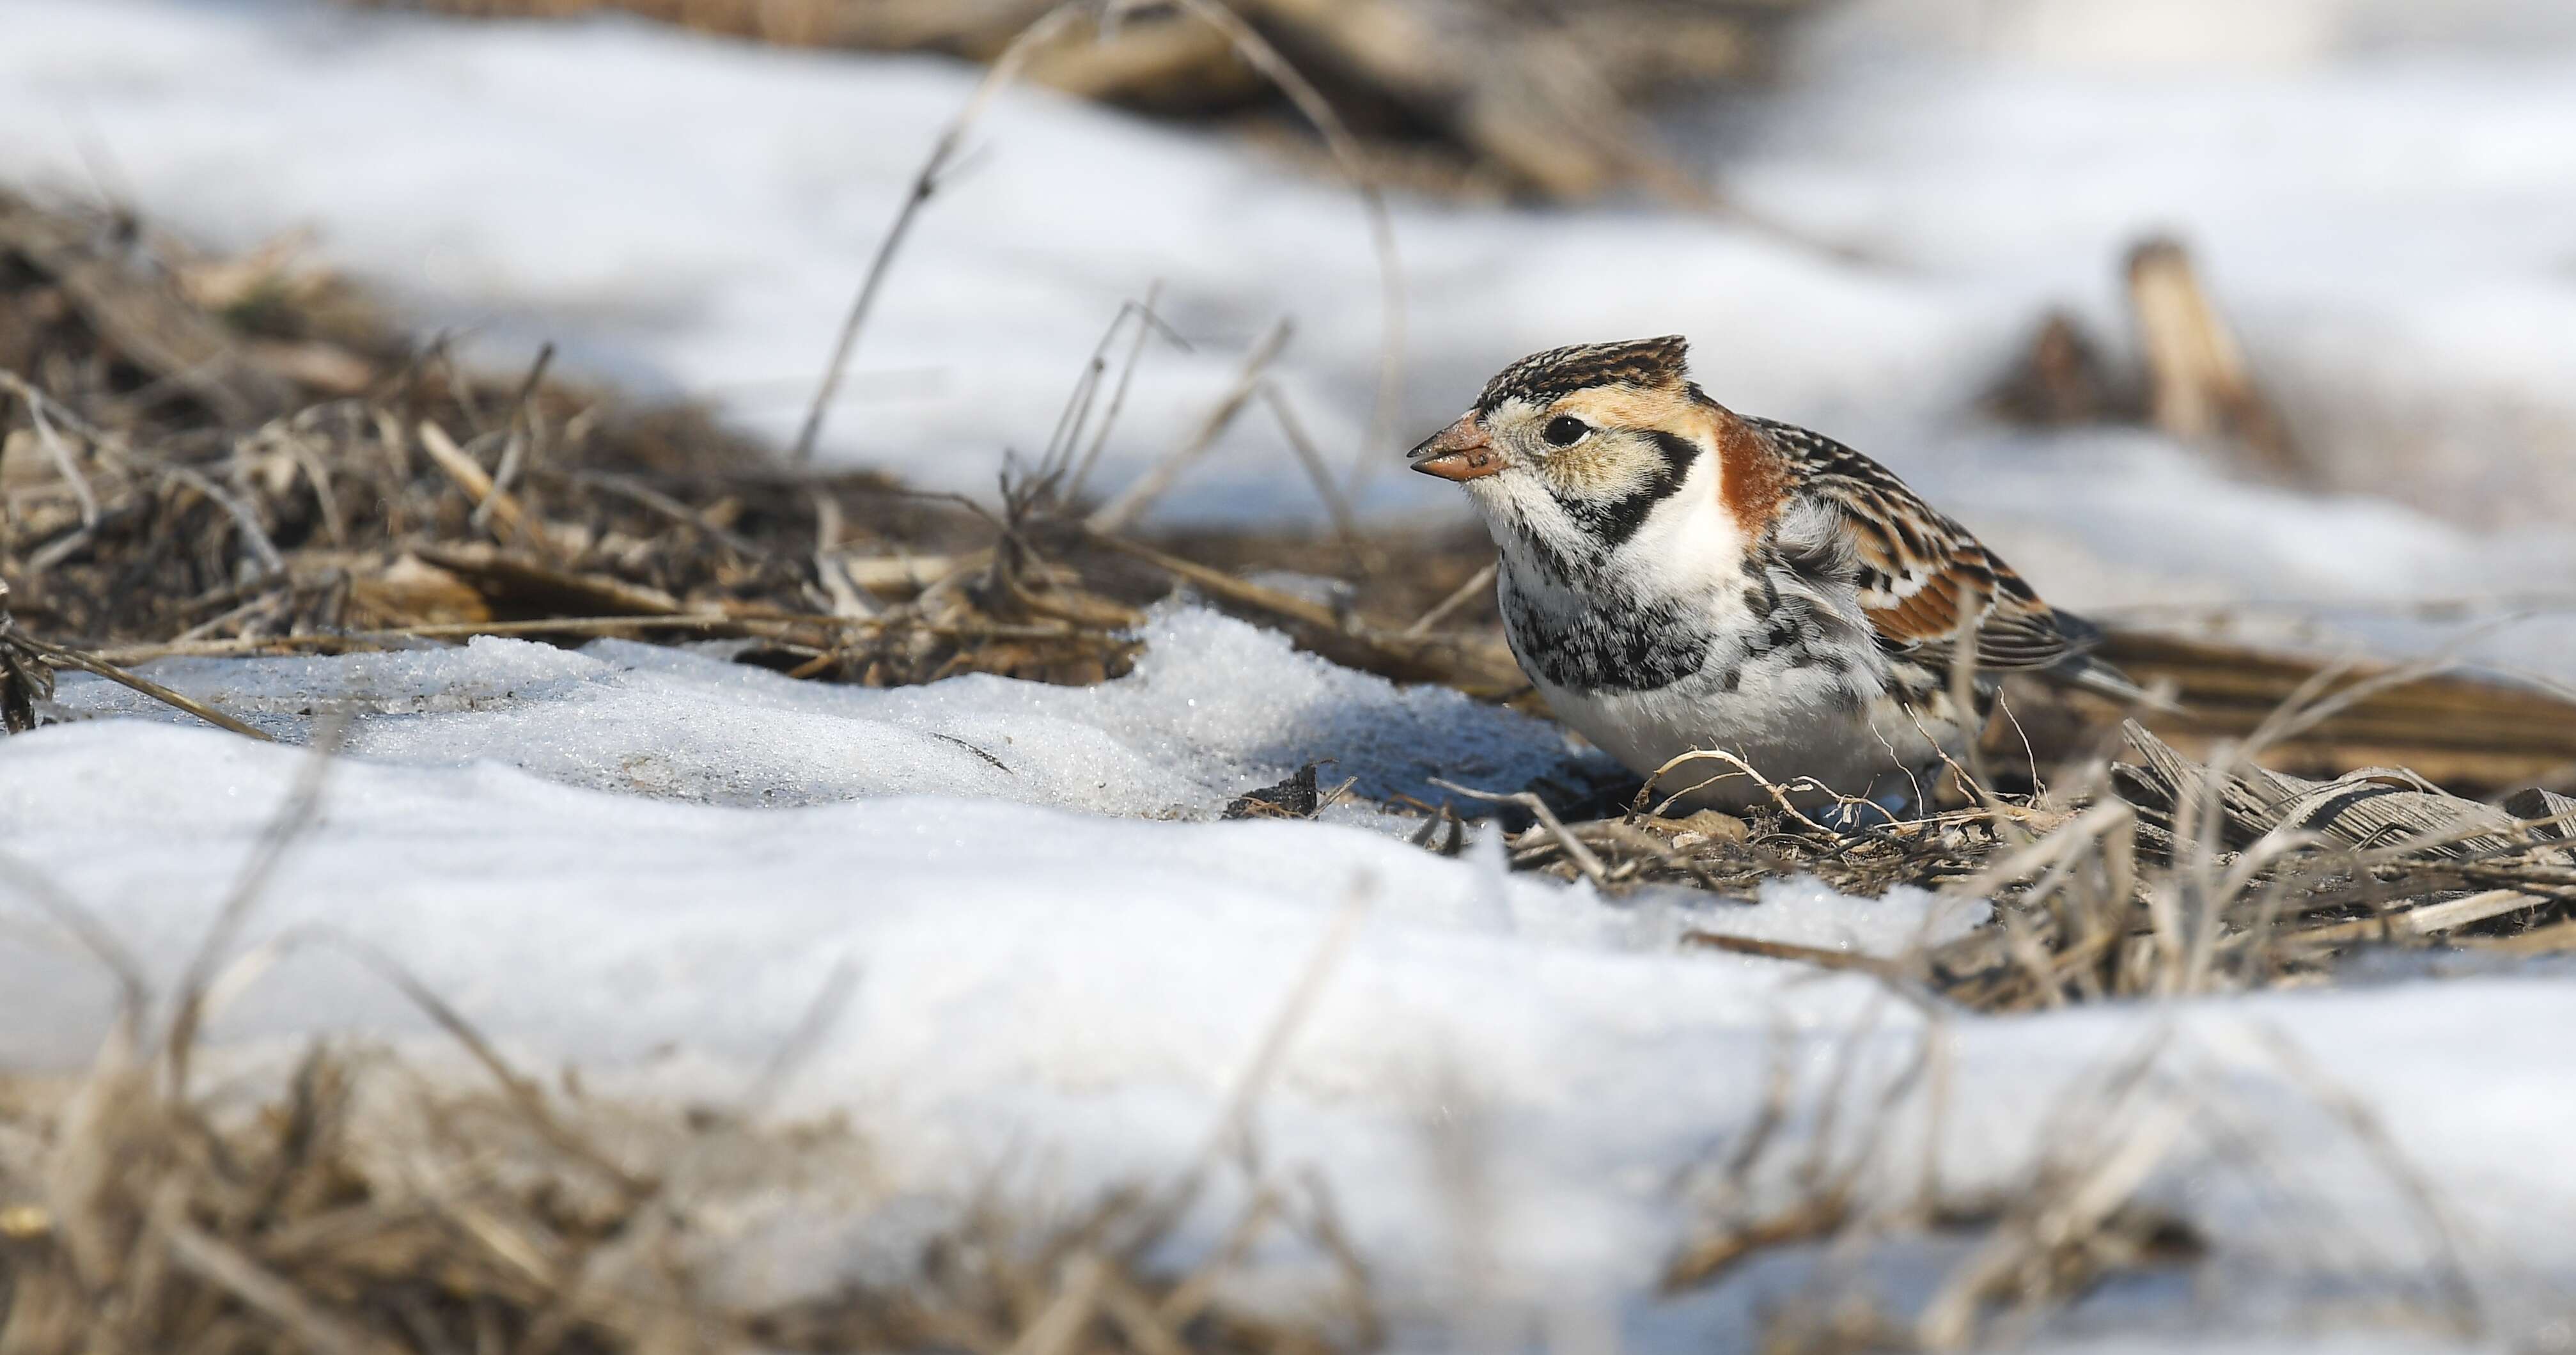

{"left": 1749, "top": 417, "right": 2096, "bottom": 673}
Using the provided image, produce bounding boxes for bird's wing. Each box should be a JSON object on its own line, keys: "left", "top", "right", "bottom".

{"left": 1753, "top": 418, "right": 2098, "bottom": 673}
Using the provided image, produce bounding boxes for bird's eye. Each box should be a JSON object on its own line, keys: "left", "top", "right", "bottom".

{"left": 1542, "top": 415, "right": 1589, "bottom": 448}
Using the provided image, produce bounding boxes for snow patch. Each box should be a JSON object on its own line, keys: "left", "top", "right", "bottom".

{"left": 40, "top": 605, "right": 1597, "bottom": 817}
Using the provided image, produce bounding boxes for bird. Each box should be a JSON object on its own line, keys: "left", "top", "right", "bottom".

{"left": 1407, "top": 334, "right": 2139, "bottom": 818}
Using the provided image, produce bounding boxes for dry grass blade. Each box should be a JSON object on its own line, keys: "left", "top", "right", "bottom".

{"left": 1913, "top": 1097, "right": 2193, "bottom": 1350}
{"left": 1637, "top": 747, "right": 1841, "bottom": 834}
{"left": 157, "top": 462, "right": 290, "bottom": 577}
{"left": 0, "top": 950, "right": 1359, "bottom": 1355}
{"left": 1087, "top": 318, "right": 1293, "bottom": 535}
{"left": 1117, "top": 879, "right": 1372, "bottom": 1260}
{"left": 1429, "top": 776, "right": 1609, "bottom": 886}
{"left": 2095, "top": 625, "right": 2576, "bottom": 794}
{"left": 1401, "top": 559, "right": 1493, "bottom": 638}
{"left": 2242, "top": 1024, "right": 2483, "bottom": 1335}
{"left": 1157, "top": 0, "right": 1407, "bottom": 471}
{"left": 1, "top": 622, "right": 276, "bottom": 741}
{"left": 0, "top": 370, "right": 103, "bottom": 527}
{"left": 263, "top": 925, "right": 650, "bottom": 1196}
{"left": 2296, "top": 888, "right": 2547, "bottom": 945}
{"left": 1065, "top": 283, "right": 1180, "bottom": 501}
{"left": 162, "top": 716, "right": 341, "bottom": 1098}
{"left": 738, "top": 957, "right": 863, "bottom": 1116}
{"left": 1678, "top": 930, "right": 1914, "bottom": 984}
{"left": 160, "top": 1218, "right": 403, "bottom": 1355}
{"left": 792, "top": 4, "right": 1088, "bottom": 464}
{"left": 1256, "top": 380, "right": 1377, "bottom": 575}
{"left": 0, "top": 849, "right": 153, "bottom": 1019}
{"left": 418, "top": 419, "right": 536, "bottom": 545}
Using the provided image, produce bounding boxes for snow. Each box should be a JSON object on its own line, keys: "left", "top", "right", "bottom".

{"left": 8, "top": 0, "right": 2576, "bottom": 1345}
{"left": 8, "top": 0, "right": 2576, "bottom": 569}
{"left": 36, "top": 604, "right": 1596, "bottom": 818}
{"left": 6, "top": 692, "right": 2575, "bottom": 1344}
{"left": 0, "top": 700, "right": 1944, "bottom": 1299}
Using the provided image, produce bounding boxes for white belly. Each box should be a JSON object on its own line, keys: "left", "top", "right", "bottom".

{"left": 1534, "top": 666, "right": 1960, "bottom": 813}
{"left": 1484, "top": 523, "right": 1970, "bottom": 813}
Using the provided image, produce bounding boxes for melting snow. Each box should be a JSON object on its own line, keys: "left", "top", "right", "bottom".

{"left": 6, "top": 0, "right": 2576, "bottom": 1345}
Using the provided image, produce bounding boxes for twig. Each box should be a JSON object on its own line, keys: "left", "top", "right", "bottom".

{"left": 4, "top": 623, "right": 274, "bottom": 741}
{"left": 1089, "top": 529, "right": 1334, "bottom": 628}
{"left": 1086, "top": 318, "right": 1292, "bottom": 535}
{"left": 792, "top": 5, "right": 1087, "bottom": 464}
{"left": 159, "top": 463, "right": 288, "bottom": 579}
{"left": 0, "top": 370, "right": 102, "bottom": 528}
{"left": 1066, "top": 282, "right": 1180, "bottom": 502}
{"left": 1402, "top": 561, "right": 1495, "bottom": 638}
{"left": 417, "top": 419, "right": 535, "bottom": 545}
{"left": 1257, "top": 380, "right": 1379, "bottom": 576}
{"left": 163, "top": 1219, "right": 399, "bottom": 1355}
{"left": 90, "top": 613, "right": 781, "bottom": 663}
{"left": 1117, "top": 879, "right": 1373, "bottom": 1260}
{"left": 1430, "top": 777, "right": 1609, "bottom": 888}
{"left": 1678, "top": 930, "right": 1912, "bottom": 982}
{"left": 1159, "top": 0, "right": 1405, "bottom": 482}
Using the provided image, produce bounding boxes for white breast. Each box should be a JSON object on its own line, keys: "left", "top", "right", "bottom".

{"left": 1474, "top": 446, "right": 1975, "bottom": 812}
{"left": 1494, "top": 537, "right": 1963, "bottom": 813}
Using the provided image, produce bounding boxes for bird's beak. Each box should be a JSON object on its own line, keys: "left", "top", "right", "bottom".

{"left": 1407, "top": 414, "right": 1505, "bottom": 482}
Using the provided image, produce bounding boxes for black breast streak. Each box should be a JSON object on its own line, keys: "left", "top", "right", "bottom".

{"left": 1497, "top": 434, "right": 1722, "bottom": 693}
{"left": 1497, "top": 502, "right": 1592, "bottom": 583}
{"left": 1737, "top": 554, "right": 1873, "bottom": 712}
{"left": 1499, "top": 571, "right": 1715, "bottom": 694}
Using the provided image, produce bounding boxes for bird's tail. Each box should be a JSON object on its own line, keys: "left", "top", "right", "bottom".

{"left": 2040, "top": 609, "right": 2184, "bottom": 713}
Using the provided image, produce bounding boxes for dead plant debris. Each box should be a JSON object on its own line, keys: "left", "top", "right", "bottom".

{"left": 0, "top": 1013, "right": 1371, "bottom": 1355}
{"left": 1655, "top": 1011, "right": 2481, "bottom": 1352}
{"left": 336, "top": 0, "right": 1815, "bottom": 202}
{"left": 10, "top": 185, "right": 2576, "bottom": 1017}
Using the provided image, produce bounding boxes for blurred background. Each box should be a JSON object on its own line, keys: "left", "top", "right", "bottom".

{"left": 7, "top": 0, "right": 2576, "bottom": 688}
{"left": 15, "top": 8, "right": 2576, "bottom": 1343}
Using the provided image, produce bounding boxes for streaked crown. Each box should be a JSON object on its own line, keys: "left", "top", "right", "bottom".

{"left": 1475, "top": 335, "right": 1689, "bottom": 414}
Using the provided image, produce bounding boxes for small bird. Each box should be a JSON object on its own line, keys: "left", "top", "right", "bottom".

{"left": 1409, "top": 335, "right": 2134, "bottom": 816}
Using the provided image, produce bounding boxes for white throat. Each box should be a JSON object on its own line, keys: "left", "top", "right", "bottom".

{"left": 1469, "top": 450, "right": 1745, "bottom": 600}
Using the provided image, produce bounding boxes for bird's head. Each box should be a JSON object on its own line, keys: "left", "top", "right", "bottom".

{"left": 1409, "top": 336, "right": 1782, "bottom": 568}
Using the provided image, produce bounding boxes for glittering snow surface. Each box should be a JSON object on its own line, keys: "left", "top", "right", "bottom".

{"left": 38, "top": 606, "right": 1594, "bottom": 817}
{"left": 13, "top": 611, "right": 2576, "bottom": 1349}
{"left": 6, "top": 0, "right": 2576, "bottom": 1347}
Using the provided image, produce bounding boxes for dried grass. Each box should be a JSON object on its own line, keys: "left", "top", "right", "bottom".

{"left": 1659, "top": 1005, "right": 2494, "bottom": 1351}
{"left": 0, "top": 764, "right": 1380, "bottom": 1354}
{"left": 1481, "top": 662, "right": 2576, "bottom": 1009}
{"left": 0, "top": 1028, "right": 1375, "bottom": 1355}
{"left": 0, "top": 184, "right": 1160, "bottom": 700}
{"left": 8, "top": 9, "right": 2576, "bottom": 1345}
{"left": 334, "top": 0, "right": 1810, "bottom": 203}
{"left": 12, "top": 172, "right": 2576, "bottom": 996}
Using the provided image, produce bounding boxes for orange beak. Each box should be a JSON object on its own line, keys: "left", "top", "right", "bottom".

{"left": 1407, "top": 414, "right": 1505, "bottom": 482}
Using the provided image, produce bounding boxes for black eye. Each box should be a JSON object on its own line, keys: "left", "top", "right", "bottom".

{"left": 1542, "top": 415, "right": 1589, "bottom": 447}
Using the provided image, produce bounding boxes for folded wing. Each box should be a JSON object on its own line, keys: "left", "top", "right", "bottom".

{"left": 1752, "top": 418, "right": 2100, "bottom": 673}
